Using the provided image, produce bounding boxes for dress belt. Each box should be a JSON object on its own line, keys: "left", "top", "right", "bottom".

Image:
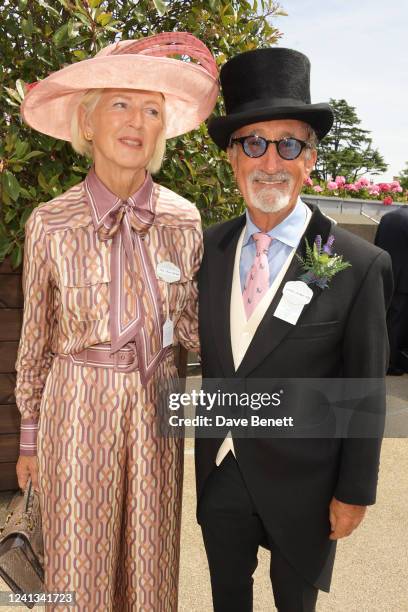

{"left": 66, "top": 342, "right": 139, "bottom": 373}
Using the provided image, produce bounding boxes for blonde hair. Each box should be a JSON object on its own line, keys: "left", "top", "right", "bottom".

{"left": 70, "top": 89, "right": 167, "bottom": 174}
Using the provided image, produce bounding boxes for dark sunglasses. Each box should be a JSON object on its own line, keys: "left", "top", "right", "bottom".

{"left": 230, "top": 135, "right": 311, "bottom": 160}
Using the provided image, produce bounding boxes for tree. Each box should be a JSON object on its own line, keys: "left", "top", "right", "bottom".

{"left": 396, "top": 162, "right": 408, "bottom": 191}
{"left": 314, "top": 98, "right": 387, "bottom": 182}
{"left": 0, "top": 0, "right": 285, "bottom": 268}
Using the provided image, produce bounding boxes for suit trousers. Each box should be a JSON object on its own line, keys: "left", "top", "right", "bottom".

{"left": 198, "top": 452, "right": 318, "bottom": 612}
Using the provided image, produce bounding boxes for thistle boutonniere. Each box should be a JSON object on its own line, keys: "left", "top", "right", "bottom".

{"left": 297, "top": 234, "right": 351, "bottom": 289}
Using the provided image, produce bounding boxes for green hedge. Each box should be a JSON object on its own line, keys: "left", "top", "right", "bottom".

{"left": 0, "top": 0, "right": 284, "bottom": 268}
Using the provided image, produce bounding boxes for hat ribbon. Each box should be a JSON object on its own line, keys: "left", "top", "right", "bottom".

{"left": 106, "top": 31, "right": 218, "bottom": 79}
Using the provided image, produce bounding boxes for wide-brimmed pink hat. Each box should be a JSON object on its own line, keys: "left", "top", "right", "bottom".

{"left": 21, "top": 32, "right": 219, "bottom": 141}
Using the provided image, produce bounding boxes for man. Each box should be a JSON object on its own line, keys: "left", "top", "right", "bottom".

{"left": 195, "top": 48, "right": 393, "bottom": 611}
{"left": 375, "top": 206, "right": 408, "bottom": 374}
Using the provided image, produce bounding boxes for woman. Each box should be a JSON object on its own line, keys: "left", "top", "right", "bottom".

{"left": 15, "top": 32, "right": 218, "bottom": 611}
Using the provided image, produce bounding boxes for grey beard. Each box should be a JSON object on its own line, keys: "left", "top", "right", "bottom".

{"left": 247, "top": 170, "right": 294, "bottom": 213}
{"left": 248, "top": 184, "right": 292, "bottom": 213}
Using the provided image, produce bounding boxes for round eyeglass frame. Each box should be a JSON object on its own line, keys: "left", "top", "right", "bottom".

{"left": 229, "top": 135, "right": 311, "bottom": 160}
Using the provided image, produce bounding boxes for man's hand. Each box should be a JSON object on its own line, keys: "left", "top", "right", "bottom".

{"left": 329, "top": 497, "right": 367, "bottom": 540}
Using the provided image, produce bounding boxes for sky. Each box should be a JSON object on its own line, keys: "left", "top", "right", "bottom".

{"left": 273, "top": 0, "right": 408, "bottom": 182}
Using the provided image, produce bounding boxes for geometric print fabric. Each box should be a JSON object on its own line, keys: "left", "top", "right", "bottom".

{"left": 37, "top": 354, "right": 183, "bottom": 611}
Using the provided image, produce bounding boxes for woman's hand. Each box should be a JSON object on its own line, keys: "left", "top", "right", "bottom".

{"left": 16, "top": 455, "right": 39, "bottom": 493}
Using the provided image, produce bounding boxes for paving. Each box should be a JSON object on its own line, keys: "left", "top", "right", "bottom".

{"left": 1, "top": 375, "right": 407, "bottom": 611}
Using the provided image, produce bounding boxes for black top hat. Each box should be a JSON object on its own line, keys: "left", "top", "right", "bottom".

{"left": 208, "top": 48, "right": 334, "bottom": 150}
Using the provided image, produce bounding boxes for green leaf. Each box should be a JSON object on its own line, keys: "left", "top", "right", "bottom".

{"left": 103, "top": 24, "right": 120, "bottom": 33}
{"left": 3, "top": 98, "right": 20, "bottom": 108}
{"left": 152, "top": 0, "right": 168, "bottom": 16}
{"left": 37, "top": 55, "right": 54, "bottom": 67}
{"left": 0, "top": 241, "right": 13, "bottom": 260}
{"left": 18, "top": 187, "right": 32, "bottom": 199}
{"left": 1, "top": 190, "right": 11, "bottom": 206}
{"left": 20, "top": 151, "right": 44, "bottom": 162}
{"left": 4, "top": 87, "right": 22, "bottom": 104}
{"left": 20, "top": 207, "right": 34, "bottom": 229}
{"left": 12, "top": 140, "right": 30, "bottom": 159}
{"left": 73, "top": 11, "right": 90, "bottom": 26}
{"left": 53, "top": 23, "right": 69, "bottom": 47}
{"left": 36, "top": 0, "right": 60, "bottom": 17}
{"left": 38, "top": 171, "right": 49, "bottom": 191}
{"left": 15, "top": 79, "right": 25, "bottom": 100}
{"left": 2, "top": 171, "right": 21, "bottom": 201}
{"left": 73, "top": 49, "right": 87, "bottom": 60}
{"left": 10, "top": 245, "right": 23, "bottom": 269}
{"left": 68, "top": 19, "right": 80, "bottom": 38}
{"left": 89, "top": 0, "right": 103, "bottom": 7}
{"left": 96, "top": 12, "right": 112, "bottom": 26}
{"left": 4, "top": 209, "right": 17, "bottom": 223}
{"left": 7, "top": 162, "right": 23, "bottom": 173}
{"left": 21, "top": 16, "right": 34, "bottom": 36}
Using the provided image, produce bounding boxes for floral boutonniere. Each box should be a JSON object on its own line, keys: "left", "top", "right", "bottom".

{"left": 297, "top": 235, "right": 351, "bottom": 289}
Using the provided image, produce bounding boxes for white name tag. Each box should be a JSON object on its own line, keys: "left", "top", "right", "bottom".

{"left": 156, "top": 261, "right": 181, "bottom": 284}
{"left": 163, "top": 318, "right": 174, "bottom": 348}
{"left": 274, "top": 281, "right": 313, "bottom": 325}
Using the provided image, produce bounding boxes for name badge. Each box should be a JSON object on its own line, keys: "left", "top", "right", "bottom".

{"left": 274, "top": 281, "right": 313, "bottom": 325}
{"left": 156, "top": 261, "right": 181, "bottom": 284}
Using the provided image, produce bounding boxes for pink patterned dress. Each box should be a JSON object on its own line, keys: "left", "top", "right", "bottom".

{"left": 15, "top": 169, "right": 202, "bottom": 611}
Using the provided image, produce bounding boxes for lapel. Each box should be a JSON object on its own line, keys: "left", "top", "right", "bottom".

{"left": 208, "top": 215, "right": 246, "bottom": 377}
{"left": 235, "top": 205, "right": 332, "bottom": 378}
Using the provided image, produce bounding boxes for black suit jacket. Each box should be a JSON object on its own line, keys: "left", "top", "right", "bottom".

{"left": 375, "top": 207, "right": 408, "bottom": 293}
{"left": 196, "top": 205, "right": 393, "bottom": 591}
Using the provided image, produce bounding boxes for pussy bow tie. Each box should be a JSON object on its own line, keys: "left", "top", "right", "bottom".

{"left": 97, "top": 198, "right": 155, "bottom": 274}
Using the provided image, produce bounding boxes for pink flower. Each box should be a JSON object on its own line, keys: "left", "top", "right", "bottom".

{"left": 368, "top": 186, "right": 380, "bottom": 196}
{"left": 335, "top": 176, "right": 346, "bottom": 187}
{"left": 383, "top": 196, "right": 393, "bottom": 206}
{"left": 304, "top": 177, "right": 313, "bottom": 186}
{"left": 327, "top": 181, "right": 338, "bottom": 191}
{"left": 345, "top": 183, "right": 358, "bottom": 192}
{"left": 378, "top": 183, "right": 391, "bottom": 193}
{"left": 313, "top": 185, "right": 323, "bottom": 193}
{"left": 356, "top": 177, "right": 370, "bottom": 188}
{"left": 390, "top": 180, "right": 403, "bottom": 193}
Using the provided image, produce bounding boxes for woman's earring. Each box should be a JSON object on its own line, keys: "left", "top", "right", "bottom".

{"left": 85, "top": 132, "right": 92, "bottom": 141}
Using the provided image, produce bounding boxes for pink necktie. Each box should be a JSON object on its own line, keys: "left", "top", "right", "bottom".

{"left": 242, "top": 232, "right": 272, "bottom": 319}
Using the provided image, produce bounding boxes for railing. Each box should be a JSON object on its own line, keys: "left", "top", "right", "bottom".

{"left": 301, "top": 194, "right": 406, "bottom": 220}
{"left": 361, "top": 211, "right": 380, "bottom": 224}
